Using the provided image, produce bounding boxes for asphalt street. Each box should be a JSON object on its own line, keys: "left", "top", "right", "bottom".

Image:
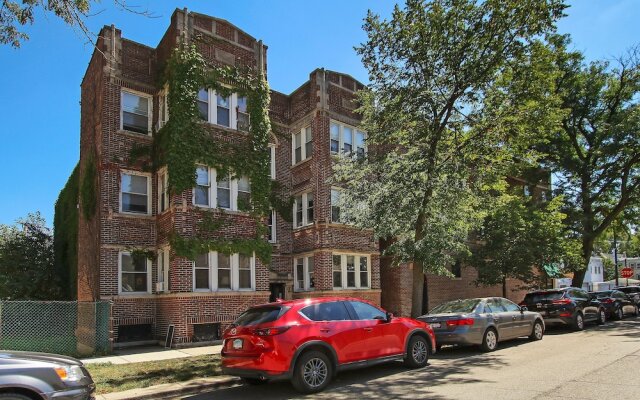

{"left": 186, "top": 317, "right": 640, "bottom": 400}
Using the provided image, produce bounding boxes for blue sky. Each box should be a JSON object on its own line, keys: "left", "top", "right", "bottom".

{"left": 0, "top": 0, "right": 638, "bottom": 227}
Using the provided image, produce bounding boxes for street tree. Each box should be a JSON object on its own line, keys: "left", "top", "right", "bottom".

{"left": 541, "top": 35, "right": 640, "bottom": 287}
{"left": 334, "top": 0, "right": 566, "bottom": 316}
{"left": 0, "top": 212, "right": 60, "bottom": 300}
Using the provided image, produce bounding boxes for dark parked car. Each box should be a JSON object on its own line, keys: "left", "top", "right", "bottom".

{"left": 519, "top": 287, "right": 606, "bottom": 330}
{"left": 614, "top": 286, "right": 640, "bottom": 307}
{"left": 418, "top": 297, "right": 545, "bottom": 352}
{"left": 0, "top": 351, "right": 95, "bottom": 400}
{"left": 590, "top": 290, "right": 639, "bottom": 320}
{"left": 222, "top": 297, "right": 435, "bottom": 394}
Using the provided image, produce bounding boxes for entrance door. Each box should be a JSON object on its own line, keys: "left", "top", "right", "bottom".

{"left": 269, "top": 283, "right": 285, "bottom": 302}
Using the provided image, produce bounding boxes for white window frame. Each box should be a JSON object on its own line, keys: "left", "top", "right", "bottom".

{"left": 118, "top": 251, "right": 152, "bottom": 295}
{"left": 199, "top": 89, "right": 242, "bottom": 130}
{"left": 293, "top": 192, "right": 314, "bottom": 228}
{"left": 120, "top": 89, "right": 152, "bottom": 135}
{"left": 158, "top": 168, "right": 169, "bottom": 213}
{"left": 192, "top": 166, "right": 249, "bottom": 212}
{"left": 119, "top": 170, "right": 152, "bottom": 215}
{"left": 331, "top": 188, "right": 342, "bottom": 223}
{"left": 269, "top": 144, "right": 276, "bottom": 179}
{"left": 268, "top": 209, "right": 277, "bottom": 243}
{"left": 330, "top": 120, "right": 367, "bottom": 156}
{"left": 292, "top": 126, "right": 312, "bottom": 165}
{"left": 192, "top": 252, "right": 256, "bottom": 292}
{"left": 294, "top": 255, "right": 315, "bottom": 292}
{"left": 157, "top": 247, "right": 170, "bottom": 293}
{"left": 332, "top": 253, "right": 371, "bottom": 290}
{"left": 157, "top": 86, "right": 169, "bottom": 130}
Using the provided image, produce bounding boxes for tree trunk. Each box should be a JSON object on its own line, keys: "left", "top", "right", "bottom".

{"left": 502, "top": 276, "right": 507, "bottom": 298}
{"left": 571, "top": 235, "right": 594, "bottom": 288}
{"left": 411, "top": 259, "right": 425, "bottom": 318}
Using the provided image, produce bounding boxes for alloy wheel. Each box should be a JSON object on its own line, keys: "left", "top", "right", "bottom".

{"left": 486, "top": 330, "right": 497, "bottom": 350}
{"left": 600, "top": 310, "right": 606, "bottom": 323}
{"left": 412, "top": 339, "right": 428, "bottom": 364}
{"left": 534, "top": 323, "right": 543, "bottom": 339}
{"left": 617, "top": 307, "right": 623, "bottom": 320}
{"left": 576, "top": 314, "right": 584, "bottom": 329}
{"left": 303, "top": 357, "right": 328, "bottom": 388}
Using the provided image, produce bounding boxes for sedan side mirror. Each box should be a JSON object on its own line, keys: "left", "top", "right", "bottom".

{"left": 520, "top": 306, "right": 528, "bottom": 312}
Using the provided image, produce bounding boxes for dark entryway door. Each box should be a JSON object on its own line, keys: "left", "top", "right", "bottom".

{"left": 269, "top": 283, "right": 285, "bottom": 302}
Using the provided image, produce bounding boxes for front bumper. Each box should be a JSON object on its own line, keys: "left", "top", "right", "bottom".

{"left": 47, "top": 384, "right": 95, "bottom": 400}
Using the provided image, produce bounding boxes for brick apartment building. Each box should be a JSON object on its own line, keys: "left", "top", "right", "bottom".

{"left": 74, "top": 8, "right": 541, "bottom": 347}
{"left": 76, "top": 9, "right": 380, "bottom": 346}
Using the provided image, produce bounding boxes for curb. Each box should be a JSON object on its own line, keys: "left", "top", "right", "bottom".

{"left": 96, "top": 375, "right": 242, "bottom": 400}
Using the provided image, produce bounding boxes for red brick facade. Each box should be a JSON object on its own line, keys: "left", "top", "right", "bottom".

{"left": 76, "top": 9, "right": 380, "bottom": 347}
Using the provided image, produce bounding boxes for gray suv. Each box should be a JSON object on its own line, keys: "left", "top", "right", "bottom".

{"left": 0, "top": 351, "right": 95, "bottom": 400}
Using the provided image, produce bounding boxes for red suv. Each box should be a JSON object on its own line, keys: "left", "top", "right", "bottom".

{"left": 221, "top": 297, "right": 436, "bottom": 393}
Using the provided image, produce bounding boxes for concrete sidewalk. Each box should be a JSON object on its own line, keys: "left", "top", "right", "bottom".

{"left": 82, "top": 344, "right": 223, "bottom": 365}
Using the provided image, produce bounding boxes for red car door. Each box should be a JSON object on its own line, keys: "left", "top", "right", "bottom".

{"left": 348, "top": 301, "right": 404, "bottom": 359}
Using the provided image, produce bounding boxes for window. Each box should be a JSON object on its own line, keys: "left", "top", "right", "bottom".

{"left": 197, "top": 89, "right": 209, "bottom": 121}
{"left": 121, "top": 91, "right": 151, "bottom": 134}
{"left": 294, "top": 256, "right": 315, "bottom": 291}
{"left": 292, "top": 127, "right": 313, "bottom": 164}
{"left": 192, "top": 252, "right": 255, "bottom": 291}
{"left": 485, "top": 298, "right": 505, "bottom": 313}
{"left": 349, "top": 301, "right": 385, "bottom": 320}
{"left": 330, "top": 121, "right": 366, "bottom": 156}
{"left": 119, "top": 252, "right": 150, "bottom": 294}
{"left": 333, "top": 254, "right": 370, "bottom": 289}
{"left": 300, "top": 301, "right": 351, "bottom": 321}
{"left": 331, "top": 189, "right": 341, "bottom": 223}
{"left": 237, "top": 96, "right": 250, "bottom": 132}
{"left": 500, "top": 299, "right": 521, "bottom": 312}
{"left": 293, "top": 192, "right": 314, "bottom": 228}
{"left": 269, "top": 145, "right": 276, "bottom": 179}
{"left": 157, "top": 247, "right": 170, "bottom": 293}
{"left": 158, "top": 87, "right": 169, "bottom": 130}
{"left": 194, "top": 166, "right": 250, "bottom": 212}
{"left": 158, "top": 170, "right": 169, "bottom": 213}
{"left": 217, "top": 94, "right": 230, "bottom": 127}
{"left": 120, "top": 172, "right": 150, "bottom": 214}
{"left": 268, "top": 210, "right": 276, "bottom": 243}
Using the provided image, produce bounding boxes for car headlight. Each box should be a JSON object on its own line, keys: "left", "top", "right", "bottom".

{"left": 54, "top": 365, "right": 85, "bottom": 382}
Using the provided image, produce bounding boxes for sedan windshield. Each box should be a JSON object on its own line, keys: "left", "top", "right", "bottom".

{"left": 429, "top": 299, "right": 480, "bottom": 314}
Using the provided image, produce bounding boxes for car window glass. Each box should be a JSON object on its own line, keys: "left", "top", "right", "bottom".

{"left": 300, "top": 301, "right": 351, "bottom": 321}
{"left": 524, "top": 291, "right": 564, "bottom": 302}
{"left": 500, "top": 299, "right": 521, "bottom": 312}
{"left": 486, "top": 299, "right": 505, "bottom": 312}
{"left": 349, "top": 301, "right": 386, "bottom": 320}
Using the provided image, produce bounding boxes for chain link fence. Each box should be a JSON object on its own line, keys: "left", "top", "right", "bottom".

{"left": 0, "top": 301, "right": 111, "bottom": 357}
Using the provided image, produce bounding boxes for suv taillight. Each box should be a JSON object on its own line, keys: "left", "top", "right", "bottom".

{"left": 253, "top": 326, "right": 291, "bottom": 336}
{"left": 552, "top": 299, "right": 572, "bottom": 305}
{"left": 601, "top": 298, "right": 614, "bottom": 304}
{"left": 446, "top": 318, "right": 475, "bottom": 327}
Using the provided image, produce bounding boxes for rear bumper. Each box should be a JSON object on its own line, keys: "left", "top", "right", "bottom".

{"left": 433, "top": 328, "right": 484, "bottom": 346}
{"left": 222, "top": 366, "right": 290, "bottom": 382}
{"left": 541, "top": 317, "right": 573, "bottom": 326}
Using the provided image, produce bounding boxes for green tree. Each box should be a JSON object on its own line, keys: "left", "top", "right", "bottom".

{"left": 471, "top": 194, "right": 569, "bottom": 296}
{"left": 0, "top": 212, "right": 60, "bottom": 300}
{"left": 334, "top": 0, "right": 566, "bottom": 316}
{"left": 541, "top": 35, "right": 640, "bottom": 287}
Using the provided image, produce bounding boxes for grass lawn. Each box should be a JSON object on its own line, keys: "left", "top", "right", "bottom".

{"left": 85, "top": 354, "right": 222, "bottom": 395}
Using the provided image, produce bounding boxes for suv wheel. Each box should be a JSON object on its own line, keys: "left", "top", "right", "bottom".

{"left": 529, "top": 320, "right": 544, "bottom": 341}
{"left": 291, "top": 350, "right": 332, "bottom": 394}
{"left": 480, "top": 328, "right": 498, "bottom": 352}
{"left": 596, "top": 308, "right": 606, "bottom": 325}
{"left": 572, "top": 312, "right": 585, "bottom": 331}
{"left": 404, "top": 335, "right": 429, "bottom": 368}
{"left": 633, "top": 306, "right": 639, "bottom": 317}
{"left": 615, "top": 306, "right": 623, "bottom": 320}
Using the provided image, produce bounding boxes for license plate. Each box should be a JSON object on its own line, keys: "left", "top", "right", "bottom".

{"left": 233, "top": 339, "right": 243, "bottom": 349}
{"left": 430, "top": 322, "right": 441, "bottom": 328}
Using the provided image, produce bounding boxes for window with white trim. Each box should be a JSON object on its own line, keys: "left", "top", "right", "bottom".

{"left": 293, "top": 192, "right": 314, "bottom": 228}
{"left": 268, "top": 210, "right": 276, "bottom": 243}
{"left": 269, "top": 144, "right": 276, "bottom": 179}
{"left": 331, "top": 189, "right": 341, "bottom": 223}
{"left": 192, "top": 252, "right": 255, "bottom": 291}
{"left": 193, "top": 166, "right": 250, "bottom": 211}
{"left": 120, "top": 172, "right": 150, "bottom": 215}
{"left": 292, "top": 127, "right": 312, "bottom": 164}
{"left": 197, "top": 89, "right": 247, "bottom": 130}
{"left": 119, "top": 252, "right": 151, "bottom": 294}
{"left": 158, "top": 170, "right": 169, "bottom": 213}
{"left": 330, "top": 121, "right": 366, "bottom": 156}
{"left": 332, "top": 254, "right": 370, "bottom": 289}
{"left": 157, "top": 247, "right": 170, "bottom": 293}
{"left": 121, "top": 90, "right": 151, "bottom": 134}
{"left": 294, "top": 256, "right": 315, "bottom": 291}
{"left": 158, "top": 87, "right": 169, "bottom": 130}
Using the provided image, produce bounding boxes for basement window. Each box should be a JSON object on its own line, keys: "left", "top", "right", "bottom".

{"left": 192, "top": 323, "right": 221, "bottom": 342}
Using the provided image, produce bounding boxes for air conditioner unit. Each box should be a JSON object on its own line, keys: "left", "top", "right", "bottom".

{"left": 155, "top": 282, "right": 165, "bottom": 293}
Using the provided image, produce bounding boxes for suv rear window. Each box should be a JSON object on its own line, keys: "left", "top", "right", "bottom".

{"left": 524, "top": 291, "right": 565, "bottom": 303}
{"left": 592, "top": 291, "right": 612, "bottom": 299}
{"left": 234, "top": 306, "right": 289, "bottom": 327}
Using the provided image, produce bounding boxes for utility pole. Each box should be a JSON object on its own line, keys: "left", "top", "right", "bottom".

{"left": 613, "top": 227, "right": 619, "bottom": 287}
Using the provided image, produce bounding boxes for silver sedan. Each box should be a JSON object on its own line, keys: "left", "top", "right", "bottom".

{"left": 417, "top": 297, "right": 545, "bottom": 352}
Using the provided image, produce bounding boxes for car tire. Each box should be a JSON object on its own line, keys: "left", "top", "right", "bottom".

{"left": 404, "top": 335, "right": 430, "bottom": 368}
{"left": 291, "top": 350, "right": 333, "bottom": 394}
{"left": 572, "top": 312, "right": 585, "bottom": 331}
{"left": 596, "top": 308, "right": 606, "bottom": 325}
{"left": 529, "top": 320, "right": 544, "bottom": 341}
{"left": 241, "top": 377, "right": 268, "bottom": 385}
{"left": 615, "top": 306, "right": 623, "bottom": 320}
{"left": 480, "top": 328, "right": 498, "bottom": 352}
{"left": 0, "top": 393, "right": 33, "bottom": 400}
